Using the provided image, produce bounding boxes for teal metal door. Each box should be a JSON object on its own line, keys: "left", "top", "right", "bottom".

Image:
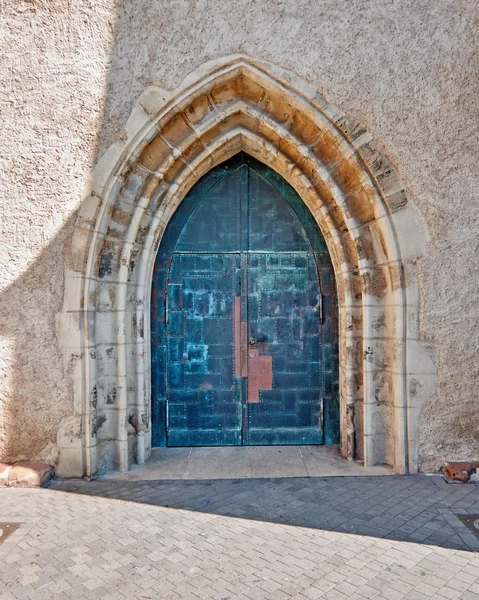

{"left": 151, "top": 153, "right": 339, "bottom": 447}
{"left": 245, "top": 253, "right": 324, "bottom": 445}
{"left": 166, "top": 253, "right": 242, "bottom": 446}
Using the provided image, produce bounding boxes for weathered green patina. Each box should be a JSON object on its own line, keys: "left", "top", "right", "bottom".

{"left": 151, "top": 153, "right": 339, "bottom": 447}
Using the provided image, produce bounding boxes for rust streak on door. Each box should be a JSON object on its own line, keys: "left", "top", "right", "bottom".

{"left": 234, "top": 295, "right": 248, "bottom": 378}
{"left": 234, "top": 296, "right": 242, "bottom": 377}
{"left": 241, "top": 322, "right": 248, "bottom": 377}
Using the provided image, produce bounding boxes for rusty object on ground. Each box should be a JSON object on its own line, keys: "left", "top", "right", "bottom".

{"left": 0, "top": 523, "right": 22, "bottom": 545}
{"left": 443, "top": 462, "right": 479, "bottom": 483}
{"left": 0, "top": 461, "right": 53, "bottom": 487}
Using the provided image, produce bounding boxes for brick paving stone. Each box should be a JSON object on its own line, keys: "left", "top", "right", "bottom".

{"left": 0, "top": 475, "right": 477, "bottom": 599}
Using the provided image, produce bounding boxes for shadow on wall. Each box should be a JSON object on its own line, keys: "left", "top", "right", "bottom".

{"left": 0, "top": 2, "right": 126, "bottom": 465}
{"left": 0, "top": 2, "right": 174, "bottom": 466}
{"left": 0, "top": 215, "right": 77, "bottom": 464}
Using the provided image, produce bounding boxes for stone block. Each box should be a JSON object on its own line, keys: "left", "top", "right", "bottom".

{"left": 137, "top": 86, "right": 171, "bottom": 118}
{"left": 56, "top": 448, "right": 85, "bottom": 479}
{"left": 0, "top": 462, "right": 53, "bottom": 487}
{"left": 139, "top": 134, "right": 171, "bottom": 171}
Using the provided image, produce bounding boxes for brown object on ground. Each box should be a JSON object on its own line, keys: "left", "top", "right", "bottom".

{"left": 0, "top": 461, "right": 53, "bottom": 487}
{"left": 443, "top": 462, "right": 479, "bottom": 482}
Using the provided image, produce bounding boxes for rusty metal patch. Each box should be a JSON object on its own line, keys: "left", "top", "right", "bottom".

{"left": 247, "top": 353, "right": 273, "bottom": 403}
{"left": 0, "top": 523, "right": 21, "bottom": 545}
{"left": 457, "top": 515, "right": 479, "bottom": 539}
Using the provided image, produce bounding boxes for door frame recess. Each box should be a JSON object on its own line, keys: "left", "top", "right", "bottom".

{"left": 152, "top": 155, "right": 339, "bottom": 447}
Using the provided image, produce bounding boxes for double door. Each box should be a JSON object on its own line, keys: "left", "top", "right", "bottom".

{"left": 151, "top": 154, "right": 339, "bottom": 448}
{"left": 165, "top": 250, "right": 324, "bottom": 446}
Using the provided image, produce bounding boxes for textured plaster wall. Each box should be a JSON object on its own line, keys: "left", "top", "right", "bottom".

{"left": 1, "top": 0, "right": 478, "bottom": 470}
{"left": 0, "top": 0, "right": 116, "bottom": 462}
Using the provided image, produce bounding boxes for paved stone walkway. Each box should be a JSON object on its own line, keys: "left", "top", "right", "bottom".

{"left": 0, "top": 475, "right": 478, "bottom": 600}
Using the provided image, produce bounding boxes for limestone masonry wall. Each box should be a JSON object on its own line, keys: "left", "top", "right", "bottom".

{"left": 1, "top": 0, "right": 478, "bottom": 472}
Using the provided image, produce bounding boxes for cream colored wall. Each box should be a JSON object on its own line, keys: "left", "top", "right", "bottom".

{"left": 1, "top": 0, "right": 477, "bottom": 472}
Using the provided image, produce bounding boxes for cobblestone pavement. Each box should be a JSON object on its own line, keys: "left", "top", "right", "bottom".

{"left": 0, "top": 475, "right": 478, "bottom": 600}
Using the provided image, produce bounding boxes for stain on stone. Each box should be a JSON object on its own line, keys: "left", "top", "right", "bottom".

{"left": 363, "top": 268, "right": 388, "bottom": 298}
{"left": 349, "top": 270, "right": 362, "bottom": 300}
{"left": 378, "top": 231, "right": 388, "bottom": 258}
{"left": 129, "top": 248, "right": 139, "bottom": 275}
{"left": 110, "top": 206, "right": 131, "bottom": 226}
{"left": 89, "top": 350, "right": 96, "bottom": 359}
{"left": 67, "top": 353, "right": 82, "bottom": 375}
{"left": 106, "top": 385, "right": 117, "bottom": 405}
{"left": 356, "top": 231, "right": 375, "bottom": 262}
{"left": 375, "top": 164, "right": 401, "bottom": 196}
{"left": 345, "top": 402, "right": 356, "bottom": 459}
{"left": 97, "top": 414, "right": 107, "bottom": 430}
{"left": 389, "top": 263, "right": 403, "bottom": 291}
{"left": 361, "top": 145, "right": 384, "bottom": 175}
{"left": 98, "top": 250, "right": 114, "bottom": 278}
{"left": 354, "top": 340, "right": 363, "bottom": 366}
{"left": 341, "top": 118, "right": 368, "bottom": 144}
{"left": 105, "top": 224, "right": 122, "bottom": 239}
{"left": 132, "top": 312, "right": 144, "bottom": 338}
{"left": 90, "top": 385, "right": 97, "bottom": 409}
{"left": 387, "top": 188, "right": 408, "bottom": 213}
{"left": 409, "top": 378, "right": 422, "bottom": 397}
{"left": 136, "top": 226, "right": 148, "bottom": 245}
{"left": 373, "top": 371, "right": 390, "bottom": 404}
{"left": 64, "top": 237, "right": 87, "bottom": 272}
{"left": 372, "top": 314, "right": 386, "bottom": 330}
{"left": 363, "top": 346, "right": 373, "bottom": 362}
{"left": 353, "top": 370, "right": 363, "bottom": 391}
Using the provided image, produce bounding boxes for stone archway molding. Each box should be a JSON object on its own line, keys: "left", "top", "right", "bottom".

{"left": 58, "top": 54, "right": 434, "bottom": 478}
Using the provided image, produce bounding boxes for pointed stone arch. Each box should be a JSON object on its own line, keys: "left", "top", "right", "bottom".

{"left": 59, "top": 55, "right": 432, "bottom": 478}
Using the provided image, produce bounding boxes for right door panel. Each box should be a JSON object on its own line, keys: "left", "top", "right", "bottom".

{"left": 245, "top": 252, "right": 324, "bottom": 445}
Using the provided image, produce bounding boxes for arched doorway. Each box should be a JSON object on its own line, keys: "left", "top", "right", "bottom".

{"left": 60, "top": 55, "right": 431, "bottom": 477}
{"left": 151, "top": 153, "right": 339, "bottom": 447}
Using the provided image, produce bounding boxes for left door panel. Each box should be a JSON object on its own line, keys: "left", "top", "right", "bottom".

{"left": 166, "top": 253, "right": 242, "bottom": 446}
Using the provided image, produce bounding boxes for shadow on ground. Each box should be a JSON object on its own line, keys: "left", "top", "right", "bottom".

{"left": 51, "top": 474, "right": 479, "bottom": 552}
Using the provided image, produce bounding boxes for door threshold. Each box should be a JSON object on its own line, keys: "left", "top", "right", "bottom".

{"left": 100, "top": 445, "right": 394, "bottom": 481}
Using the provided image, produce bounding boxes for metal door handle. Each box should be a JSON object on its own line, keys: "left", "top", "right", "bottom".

{"left": 249, "top": 336, "right": 267, "bottom": 346}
